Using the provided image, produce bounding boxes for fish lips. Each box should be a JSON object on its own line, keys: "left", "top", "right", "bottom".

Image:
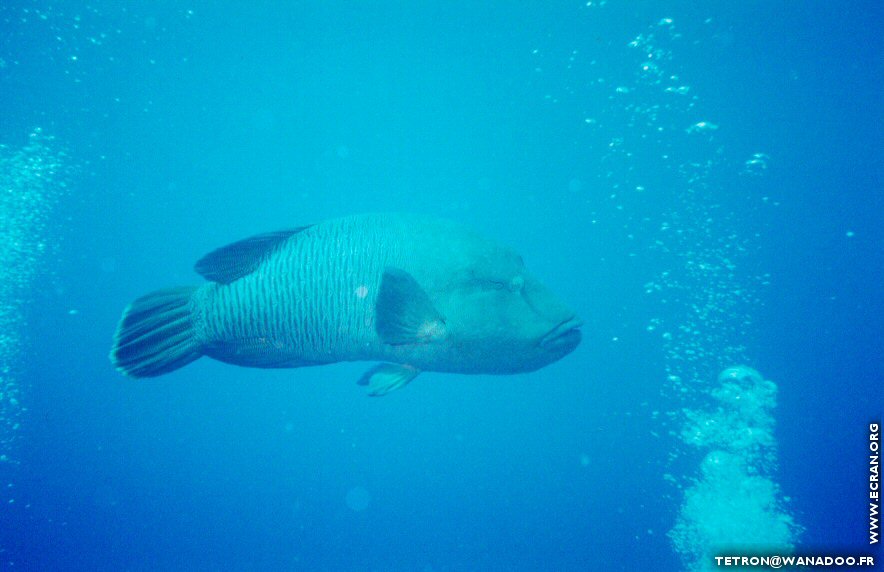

{"left": 539, "top": 316, "right": 583, "bottom": 352}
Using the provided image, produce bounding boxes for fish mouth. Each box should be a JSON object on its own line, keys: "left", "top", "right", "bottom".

{"left": 539, "top": 316, "right": 584, "bottom": 350}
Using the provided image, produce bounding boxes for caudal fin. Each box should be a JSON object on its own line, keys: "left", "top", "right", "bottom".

{"left": 110, "top": 286, "right": 203, "bottom": 377}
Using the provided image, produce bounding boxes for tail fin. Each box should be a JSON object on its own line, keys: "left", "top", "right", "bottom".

{"left": 110, "top": 286, "right": 203, "bottom": 377}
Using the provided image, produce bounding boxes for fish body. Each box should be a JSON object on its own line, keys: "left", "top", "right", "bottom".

{"left": 111, "top": 213, "right": 581, "bottom": 395}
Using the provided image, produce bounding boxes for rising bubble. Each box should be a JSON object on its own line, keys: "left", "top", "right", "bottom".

{"left": 345, "top": 486, "right": 371, "bottom": 512}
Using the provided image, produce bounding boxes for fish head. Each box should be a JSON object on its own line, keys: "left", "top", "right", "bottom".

{"left": 437, "top": 245, "right": 582, "bottom": 373}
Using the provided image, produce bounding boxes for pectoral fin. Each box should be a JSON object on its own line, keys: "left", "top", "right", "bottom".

{"left": 357, "top": 363, "right": 421, "bottom": 397}
{"left": 375, "top": 267, "right": 446, "bottom": 345}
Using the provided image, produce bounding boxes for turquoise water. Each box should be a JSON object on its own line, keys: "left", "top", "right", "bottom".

{"left": 1, "top": 2, "right": 880, "bottom": 570}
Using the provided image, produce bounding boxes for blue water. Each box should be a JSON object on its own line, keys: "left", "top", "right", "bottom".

{"left": 1, "top": 2, "right": 881, "bottom": 570}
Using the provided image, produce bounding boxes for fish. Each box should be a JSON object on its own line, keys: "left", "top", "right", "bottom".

{"left": 110, "top": 213, "right": 582, "bottom": 396}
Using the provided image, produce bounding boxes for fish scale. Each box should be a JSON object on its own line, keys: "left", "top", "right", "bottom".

{"left": 203, "top": 216, "right": 396, "bottom": 363}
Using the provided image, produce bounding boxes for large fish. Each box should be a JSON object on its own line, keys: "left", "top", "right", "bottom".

{"left": 110, "top": 213, "right": 582, "bottom": 395}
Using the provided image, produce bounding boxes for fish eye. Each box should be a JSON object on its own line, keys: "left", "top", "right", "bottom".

{"left": 490, "top": 281, "right": 506, "bottom": 290}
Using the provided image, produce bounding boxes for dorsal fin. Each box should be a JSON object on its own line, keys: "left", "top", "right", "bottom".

{"left": 194, "top": 227, "right": 310, "bottom": 283}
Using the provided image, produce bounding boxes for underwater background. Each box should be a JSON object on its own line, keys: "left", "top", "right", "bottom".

{"left": 1, "top": 1, "right": 881, "bottom": 570}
